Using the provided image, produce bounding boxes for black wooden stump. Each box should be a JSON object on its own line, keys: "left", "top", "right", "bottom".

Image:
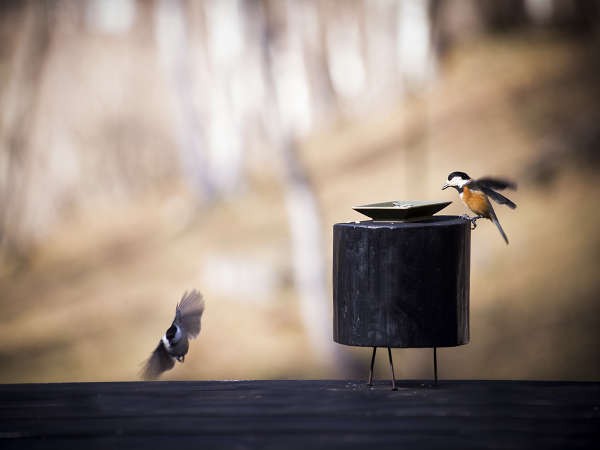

{"left": 333, "top": 216, "right": 470, "bottom": 387}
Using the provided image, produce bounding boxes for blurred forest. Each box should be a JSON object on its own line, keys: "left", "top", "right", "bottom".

{"left": 1, "top": 0, "right": 600, "bottom": 383}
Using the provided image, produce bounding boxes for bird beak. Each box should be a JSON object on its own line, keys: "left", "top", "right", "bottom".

{"left": 441, "top": 183, "right": 450, "bottom": 190}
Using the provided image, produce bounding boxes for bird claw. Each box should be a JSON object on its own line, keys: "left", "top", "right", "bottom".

{"left": 460, "top": 214, "right": 480, "bottom": 230}
{"left": 470, "top": 216, "right": 483, "bottom": 230}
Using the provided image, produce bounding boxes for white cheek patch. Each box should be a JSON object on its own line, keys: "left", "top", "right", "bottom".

{"left": 450, "top": 176, "right": 469, "bottom": 187}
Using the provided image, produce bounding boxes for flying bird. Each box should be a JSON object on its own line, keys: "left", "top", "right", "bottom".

{"left": 442, "top": 171, "right": 517, "bottom": 244}
{"left": 141, "top": 290, "right": 205, "bottom": 380}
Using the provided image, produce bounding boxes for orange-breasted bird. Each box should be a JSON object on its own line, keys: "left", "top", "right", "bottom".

{"left": 442, "top": 171, "right": 517, "bottom": 244}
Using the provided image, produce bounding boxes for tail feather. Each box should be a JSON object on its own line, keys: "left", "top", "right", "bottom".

{"left": 489, "top": 207, "right": 508, "bottom": 245}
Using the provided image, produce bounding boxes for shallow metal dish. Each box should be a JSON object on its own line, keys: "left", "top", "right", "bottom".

{"left": 352, "top": 200, "right": 452, "bottom": 221}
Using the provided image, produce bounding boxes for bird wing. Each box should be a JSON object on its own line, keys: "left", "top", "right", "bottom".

{"left": 479, "top": 186, "right": 517, "bottom": 209}
{"left": 476, "top": 177, "right": 517, "bottom": 191}
{"left": 174, "top": 290, "right": 205, "bottom": 339}
{"left": 469, "top": 179, "right": 517, "bottom": 209}
{"left": 141, "top": 340, "right": 175, "bottom": 380}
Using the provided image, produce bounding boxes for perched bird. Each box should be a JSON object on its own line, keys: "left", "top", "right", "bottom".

{"left": 442, "top": 171, "right": 517, "bottom": 244}
{"left": 141, "top": 290, "right": 205, "bottom": 380}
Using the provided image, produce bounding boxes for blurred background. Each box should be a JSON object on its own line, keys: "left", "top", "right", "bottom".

{"left": 1, "top": 0, "right": 599, "bottom": 383}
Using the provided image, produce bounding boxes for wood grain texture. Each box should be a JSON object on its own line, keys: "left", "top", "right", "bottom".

{"left": 1, "top": 380, "right": 598, "bottom": 449}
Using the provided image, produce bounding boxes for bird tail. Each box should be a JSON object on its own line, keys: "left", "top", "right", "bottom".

{"left": 489, "top": 206, "right": 508, "bottom": 245}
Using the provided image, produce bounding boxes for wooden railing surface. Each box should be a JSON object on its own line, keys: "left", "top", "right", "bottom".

{"left": 1, "top": 380, "right": 598, "bottom": 449}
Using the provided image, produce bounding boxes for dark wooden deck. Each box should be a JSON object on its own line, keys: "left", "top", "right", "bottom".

{"left": 1, "top": 380, "right": 599, "bottom": 449}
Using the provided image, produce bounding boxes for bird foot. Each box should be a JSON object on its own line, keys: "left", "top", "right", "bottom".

{"left": 470, "top": 216, "right": 483, "bottom": 230}
{"left": 460, "top": 214, "right": 480, "bottom": 230}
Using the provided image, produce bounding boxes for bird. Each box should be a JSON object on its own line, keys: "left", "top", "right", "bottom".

{"left": 442, "top": 171, "right": 517, "bottom": 244}
{"left": 141, "top": 290, "right": 205, "bottom": 380}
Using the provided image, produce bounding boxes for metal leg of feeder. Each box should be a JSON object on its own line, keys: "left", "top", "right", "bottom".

{"left": 368, "top": 347, "right": 377, "bottom": 386}
{"left": 387, "top": 347, "right": 397, "bottom": 391}
{"left": 433, "top": 346, "right": 438, "bottom": 385}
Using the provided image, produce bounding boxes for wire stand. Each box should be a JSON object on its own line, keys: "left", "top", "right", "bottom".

{"left": 366, "top": 346, "right": 397, "bottom": 391}
{"left": 433, "top": 346, "right": 438, "bottom": 386}
{"left": 387, "top": 347, "right": 397, "bottom": 391}
{"left": 367, "top": 347, "right": 377, "bottom": 386}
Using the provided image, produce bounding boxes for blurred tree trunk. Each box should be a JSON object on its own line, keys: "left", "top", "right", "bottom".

{"left": 153, "top": 0, "right": 215, "bottom": 202}
{"left": 0, "top": 1, "right": 55, "bottom": 262}
{"left": 259, "top": 0, "right": 345, "bottom": 369}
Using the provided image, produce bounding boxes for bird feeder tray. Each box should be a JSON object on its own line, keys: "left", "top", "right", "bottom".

{"left": 352, "top": 200, "right": 452, "bottom": 221}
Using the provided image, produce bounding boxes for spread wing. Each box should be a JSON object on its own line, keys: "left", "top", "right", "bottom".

{"left": 174, "top": 290, "right": 205, "bottom": 339}
{"left": 476, "top": 177, "right": 517, "bottom": 191}
{"left": 479, "top": 186, "right": 517, "bottom": 209}
{"left": 141, "top": 340, "right": 175, "bottom": 380}
{"left": 470, "top": 178, "right": 517, "bottom": 209}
